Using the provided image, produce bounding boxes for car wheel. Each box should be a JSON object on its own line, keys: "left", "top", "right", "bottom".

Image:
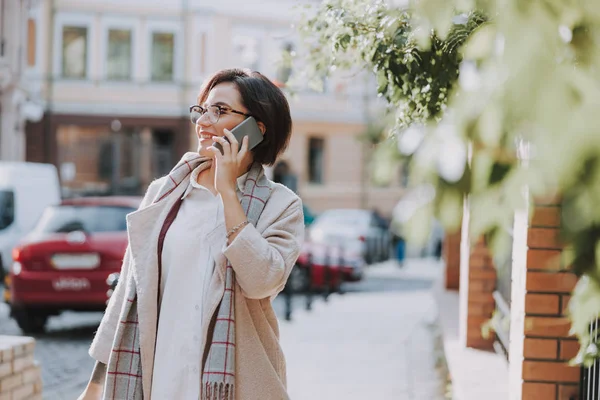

{"left": 288, "top": 265, "right": 309, "bottom": 293}
{"left": 12, "top": 308, "right": 48, "bottom": 334}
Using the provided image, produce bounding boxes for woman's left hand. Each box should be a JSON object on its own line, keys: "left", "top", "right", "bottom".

{"left": 208, "top": 129, "right": 251, "bottom": 196}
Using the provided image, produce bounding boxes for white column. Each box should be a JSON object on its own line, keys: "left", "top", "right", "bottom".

{"left": 458, "top": 196, "right": 471, "bottom": 347}
{"left": 508, "top": 207, "right": 529, "bottom": 400}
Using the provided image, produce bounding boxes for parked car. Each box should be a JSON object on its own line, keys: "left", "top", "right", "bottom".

{"left": 288, "top": 242, "right": 365, "bottom": 293}
{"left": 307, "top": 209, "right": 391, "bottom": 265}
{"left": 0, "top": 162, "right": 61, "bottom": 282}
{"left": 4, "top": 196, "right": 141, "bottom": 333}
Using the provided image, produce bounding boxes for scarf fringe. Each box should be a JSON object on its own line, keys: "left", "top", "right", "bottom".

{"left": 202, "top": 382, "right": 234, "bottom": 400}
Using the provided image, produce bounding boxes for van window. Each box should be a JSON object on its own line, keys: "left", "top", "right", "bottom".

{"left": 0, "top": 191, "right": 15, "bottom": 231}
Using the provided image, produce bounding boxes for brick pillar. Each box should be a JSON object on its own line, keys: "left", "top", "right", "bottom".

{"left": 444, "top": 228, "right": 461, "bottom": 290}
{"left": 509, "top": 200, "right": 581, "bottom": 400}
{"left": 459, "top": 201, "right": 497, "bottom": 350}
{"left": 465, "top": 237, "right": 497, "bottom": 350}
{"left": 0, "top": 336, "right": 43, "bottom": 399}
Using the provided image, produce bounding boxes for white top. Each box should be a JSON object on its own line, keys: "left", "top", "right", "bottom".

{"left": 151, "top": 166, "right": 248, "bottom": 399}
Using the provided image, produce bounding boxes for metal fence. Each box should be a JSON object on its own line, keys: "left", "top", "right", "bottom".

{"left": 491, "top": 229, "right": 513, "bottom": 359}
{"left": 580, "top": 319, "right": 600, "bottom": 400}
{"left": 282, "top": 246, "right": 346, "bottom": 321}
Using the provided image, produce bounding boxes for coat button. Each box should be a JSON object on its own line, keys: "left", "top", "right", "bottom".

{"left": 195, "top": 305, "right": 199, "bottom": 310}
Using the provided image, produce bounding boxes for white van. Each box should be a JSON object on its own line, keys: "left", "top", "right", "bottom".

{"left": 0, "top": 162, "right": 61, "bottom": 280}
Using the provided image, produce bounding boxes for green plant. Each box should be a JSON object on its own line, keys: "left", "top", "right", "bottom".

{"left": 295, "top": 0, "right": 600, "bottom": 365}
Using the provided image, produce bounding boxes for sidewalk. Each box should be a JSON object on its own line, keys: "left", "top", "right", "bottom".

{"left": 280, "top": 258, "right": 447, "bottom": 400}
{"left": 434, "top": 283, "right": 509, "bottom": 400}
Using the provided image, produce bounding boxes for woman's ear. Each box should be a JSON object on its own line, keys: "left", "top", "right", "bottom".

{"left": 257, "top": 121, "right": 266, "bottom": 135}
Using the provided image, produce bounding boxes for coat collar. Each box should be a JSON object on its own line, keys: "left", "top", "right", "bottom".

{"left": 181, "top": 166, "right": 250, "bottom": 200}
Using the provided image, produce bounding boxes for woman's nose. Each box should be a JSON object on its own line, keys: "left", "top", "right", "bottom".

{"left": 196, "top": 112, "right": 212, "bottom": 127}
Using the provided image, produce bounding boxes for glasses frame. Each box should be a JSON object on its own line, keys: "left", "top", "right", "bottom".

{"left": 189, "top": 104, "right": 252, "bottom": 125}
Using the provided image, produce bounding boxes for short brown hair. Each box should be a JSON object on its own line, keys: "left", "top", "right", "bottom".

{"left": 198, "top": 68, "right": 292, "bottom": 166}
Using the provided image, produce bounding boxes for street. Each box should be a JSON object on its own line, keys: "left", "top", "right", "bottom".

{"left": 0, "top": 258, "right": 444, "bottom": 400}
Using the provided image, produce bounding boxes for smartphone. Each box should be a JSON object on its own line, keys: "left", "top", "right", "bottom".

{"left": 214, "top": 116, "right": 264, "bottom": 155}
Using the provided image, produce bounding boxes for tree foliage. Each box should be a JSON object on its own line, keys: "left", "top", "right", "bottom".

{"left": 295, "top": 0, "right": 600, "bottom": 365}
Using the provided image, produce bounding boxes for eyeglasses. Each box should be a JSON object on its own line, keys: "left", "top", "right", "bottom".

{"left": 189, "top": 104, "right": 252, "bottom": 125}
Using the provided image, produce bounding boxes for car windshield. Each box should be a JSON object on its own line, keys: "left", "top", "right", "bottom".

{"left": 0, "top": 190, "right": 15, "bottom": 231}
{"left": 316, "top": 210, "right": 370, "bottom": 227}
{"left": 33, "top": 205, "right": 134, "bottom": 234}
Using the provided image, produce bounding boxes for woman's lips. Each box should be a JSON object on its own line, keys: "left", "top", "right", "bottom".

{"left": 200, "top": 132, "right": 216, "bottom": 140}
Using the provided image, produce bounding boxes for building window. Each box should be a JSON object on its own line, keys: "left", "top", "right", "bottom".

{"left": 276, "top": 42, "right": 294, "bottom": 84}
{"left": 27, "top": 19, "right": 36, "bottom": 67}
{"left": 62, "top": 26, "right": 88, "bottom": 78}
{"left": 308, "top": 137, "right": 325, "bottom": 184}
{"left": 107, "top": 29, "right": 132, "bottom": 80}
{"left": 151, "top": 32, "right": 175, "bottom": 81}
{"left": 232, "top": 34, "right": 260, "bottom": 70}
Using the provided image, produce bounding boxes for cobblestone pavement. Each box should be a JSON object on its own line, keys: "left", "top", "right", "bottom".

{"left": 0, "top": 258, "right": 442, "bottom": 399}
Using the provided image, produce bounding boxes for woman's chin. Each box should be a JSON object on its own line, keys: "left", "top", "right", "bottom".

{"left": 198, "top": 144, "right": 214, "bottom": 158}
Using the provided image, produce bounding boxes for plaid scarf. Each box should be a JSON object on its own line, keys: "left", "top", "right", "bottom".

{"left": 103, "top": 152, "right": 272, "bottom": 400}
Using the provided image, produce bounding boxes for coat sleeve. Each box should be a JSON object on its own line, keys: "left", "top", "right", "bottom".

{"left": 88, "top": 179, "right": 163, "bottom": 363}
{"left": 222, "top": 198, "right": 304, "bottom": 299}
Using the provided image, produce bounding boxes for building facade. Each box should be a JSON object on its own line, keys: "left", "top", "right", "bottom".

{"left": 25, "top": 0, "right": 406, "bottom": 216}
{"left": 0, "top": 0, "right": 44, "bottom": 162}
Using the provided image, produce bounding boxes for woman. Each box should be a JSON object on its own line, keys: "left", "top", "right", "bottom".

{"left": 78, "top": 69, "right": 304, "bottom": 400}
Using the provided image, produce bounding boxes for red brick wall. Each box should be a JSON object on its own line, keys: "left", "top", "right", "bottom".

{"left": 521, "top": 201, "right": 580, "bottom": 400}
{"left": 444, "top": 229, "right": 461, "bottom": 290}
{"left": 466, "top": 237, "right": 496, "bottom": 350}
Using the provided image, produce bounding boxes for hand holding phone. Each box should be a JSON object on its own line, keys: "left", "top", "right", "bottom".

{"left": 214, "top": 117, "right": 264, "bottom": 155}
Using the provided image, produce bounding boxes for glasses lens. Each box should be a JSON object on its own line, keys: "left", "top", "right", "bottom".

{"left": 207, "top": 106, "right": 220, "bottom": 124}
{"left": 190, "top": 106, "right": 203, "bottom": 124}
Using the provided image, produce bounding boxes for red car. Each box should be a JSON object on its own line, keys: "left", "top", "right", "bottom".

{"left": 4, "top": 196, "right": 140, "bottom": 333}
{"left": 288, "top": 242, "right": 365, "bottom": 293}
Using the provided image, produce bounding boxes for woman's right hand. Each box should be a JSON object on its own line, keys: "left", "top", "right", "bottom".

{"left": 79, "top": 361, "right": 106, "bottom": 399}
{"left": 77, "top": 383, "right": 103, "bottom": 400}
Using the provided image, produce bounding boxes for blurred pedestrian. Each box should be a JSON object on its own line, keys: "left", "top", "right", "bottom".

{"left": 372, "top": 207, "right": 389, "bottom": 230}
{"left": 78, "top": 68, "right": 304, "bottom": 400}
{"left": 390, "top": 219, "right": 406, "bottom": 266}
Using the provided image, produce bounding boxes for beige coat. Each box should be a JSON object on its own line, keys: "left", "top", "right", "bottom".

{"left": 89, "top": 174, "right": 304, "bottom": 399}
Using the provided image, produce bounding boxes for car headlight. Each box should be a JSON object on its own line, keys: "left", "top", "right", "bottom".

{"left": 12, "top": 262, "right": 22, "bottom": 276}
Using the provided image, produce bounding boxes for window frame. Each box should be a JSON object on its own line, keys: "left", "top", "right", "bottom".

{"left": 230, "top": 25, "right": 265, "bottom": 72}
{"left": 307, "top": 136, "right": 326, "bottom": 185}
{"left": 101, "top": 16, "right": 139, "bottom": 82}
{"left": 146, "top": 20, "right": 183, "bottom": 84}
{"left": 54, "top": 13, "right": 94, "bottom": 81}
{"left": 265, "top": 29, "right": 297, "bottom": 83}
